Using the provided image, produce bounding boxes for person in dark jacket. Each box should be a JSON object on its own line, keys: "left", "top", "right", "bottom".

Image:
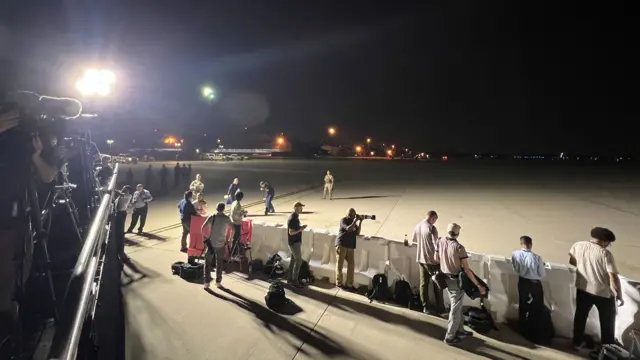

{"left": 178, "top": 191, "right": 197, "bottom": 252}
{"left": 260, "top": 181, "right": 275, "bottom": 215}
{"left": 174, "top": 162, "right": 181, "bottom": 187}
{"left": 227, "top": 178, "right": 240, "bottom": 202}
{"left": 159, "top": 164, "right": 168, "bottom": 191}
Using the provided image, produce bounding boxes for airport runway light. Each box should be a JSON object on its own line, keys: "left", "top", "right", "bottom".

{"left": 76, "top": 69, "right": 115, "bottom": 96}
{"left": 328, "top": 127, "right": 336, "bottom": 136}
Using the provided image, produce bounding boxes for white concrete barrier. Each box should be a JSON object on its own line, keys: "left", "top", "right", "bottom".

{"left": 354, "top": 237, "right": 389, "bottom": 288}
{"left": 309, "top": 229, "right": 337, "bottom": 281}
{"left": 301, "top": 228, "right": 314, "bottom": 262}
{"left": 387, "top": 241, "right": 415, "bottom": 285}
{"left": 248, "top": 222, "right": 640, "bottom": 347}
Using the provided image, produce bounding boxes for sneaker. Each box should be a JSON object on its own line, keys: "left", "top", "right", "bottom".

{"left": 457, "top": 330, "right": 473, "bottom": 338}
{"left": 204, "top": 282, "right": 210, "bottom": 289}
{"left": 444, "top": 336, "right": 463, "bottom": 345}
{"left": 215, "top": 282, "right": 222, "bottom": 288}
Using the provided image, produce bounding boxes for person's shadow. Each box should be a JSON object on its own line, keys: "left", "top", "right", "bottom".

{"left": 203, "top": 286, "right": 379, "bottom": 360}
{"left": 287, "top": 285, "right": 534, "bottom": 360}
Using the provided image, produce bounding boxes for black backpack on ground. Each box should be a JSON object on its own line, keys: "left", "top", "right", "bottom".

{"left": 393, "top": 278, "right": 413, "bottom": 308}
{"left": 298, "top": 260, "right": 313, "bottom": 283}
{"left": 463, "top": 300, "right": 498, "bottom": 334}
{"left": 171, "top": 261, "right": 203, "bottom": 282}
{"left": 265, "top": 282, "right": 287, "bottom": 310}
{"left": 593, "top": 343, "right": 631, "bottom": 360}
{"left": 264, "top": 253, "right": 282, "bottom": 275}
{"left": 522, "top": 305, "right": 555, "bottom": 345}
{"left": 367, "top": 273, "right": 391, "bottom": 303}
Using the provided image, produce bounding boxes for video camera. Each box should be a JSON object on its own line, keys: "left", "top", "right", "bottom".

{"left": 357, "top": 214, "right": 376, "bottom": 221}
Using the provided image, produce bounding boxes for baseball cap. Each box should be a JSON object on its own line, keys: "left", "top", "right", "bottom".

{"left": 447, "top": 222, "right": 461, "bottom": 236}
{"left": 293, "top": 202, "right": 305, "bottom": 208}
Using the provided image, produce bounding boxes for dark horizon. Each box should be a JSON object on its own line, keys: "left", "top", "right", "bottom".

{"left": 1, "top": 2, "right": 636, "bottom": 155}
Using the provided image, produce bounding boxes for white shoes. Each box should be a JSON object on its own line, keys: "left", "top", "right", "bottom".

{"left": 204, "top": 282, "right": 210, "bottom": 289}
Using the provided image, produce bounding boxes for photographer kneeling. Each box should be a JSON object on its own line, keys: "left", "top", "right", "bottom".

{"left": 335, "top": 208, "right": 373, "bottom": 291}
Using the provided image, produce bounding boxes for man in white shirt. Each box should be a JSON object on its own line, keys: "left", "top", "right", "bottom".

{"left": 412, "top": 210, "right": 444, "bottom": 315}
{"left": 114, "top": 186, "right": 133, "bottom": 262}
{"left": 569, "top": 227, "right": 623, "bottom": 348}
{"left": 511, "top": 236, "right": 546, "bottom": 336}
{"left": 230, "top": 191, "right": 247, "bottom": 257}
{"left": 126, "top": 184, "right": 153, "bottom": 234}
{"left": 201, "top": 202, "right": 234, "bottom": 289}
{"left": 323, "top": 170, "right": 334, "bottom": 200}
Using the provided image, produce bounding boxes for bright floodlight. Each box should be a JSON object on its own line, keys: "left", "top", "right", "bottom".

{"left": 202, "top": 86, "right": 216, "bottom": 100}
{"left": 328, "top": 127, "right": 336, "bottom": 136}
{"left": 277, "top": 137, "right": 285, "bottom": 145}
{"left": 76, "top": 69, "right": 115, "bottom": 96}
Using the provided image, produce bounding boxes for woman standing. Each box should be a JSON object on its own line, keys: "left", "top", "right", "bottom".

{"left": 194, "top": 193, "right": 208, "bottom": 216}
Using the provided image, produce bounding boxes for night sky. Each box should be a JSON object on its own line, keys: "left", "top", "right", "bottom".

{"left": 0, "top": 2, "right": 636, "bottom": 155}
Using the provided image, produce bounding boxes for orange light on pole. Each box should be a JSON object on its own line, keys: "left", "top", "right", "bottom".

{"left": 277, "top": 137, "right": 285, "bottom": 145}
{"left": 328, "top": 127, "right": 336, "bottom": 136}
{"left": 387, "top": 149, "right": 393, "bottom": 156}
{"left": 355, "top": 145, "right": 363, "bottom": 153}
{"left": 164, "top": 136, "right": 176, "bottom": 144}
{"left": 366, "top": 137, "right": 371, "bottom": 144}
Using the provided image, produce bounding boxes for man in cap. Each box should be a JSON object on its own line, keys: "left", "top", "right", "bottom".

{"left": 287, "top": 202, "right": 307, "bottom": 287}
{"left": 436, "top": 222, "right": 486, "bottom": 345}
{"left": 323, "top": 170, "right": 334, "bottom": 200}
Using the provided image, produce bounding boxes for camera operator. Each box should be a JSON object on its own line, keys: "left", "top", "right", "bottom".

{"left": 335, "top": 208, "right": 364, "bottom": 291}
{"left": 0, "top": 104, "right": 66, "bottom": 344}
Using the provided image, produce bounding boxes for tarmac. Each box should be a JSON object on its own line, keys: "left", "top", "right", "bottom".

{"left": 119, "top": 158, "right": 638, "bottom": 359}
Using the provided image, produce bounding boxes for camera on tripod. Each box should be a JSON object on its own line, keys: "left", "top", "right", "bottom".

{"left": 357, "top": 214, "right": 376, "bottom": 221}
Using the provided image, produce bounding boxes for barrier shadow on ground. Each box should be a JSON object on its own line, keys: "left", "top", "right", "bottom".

{"left": 123, "top": 285, "right": 186, "bottom": 360}
{"left": 203, "top": 287, "right": 380, "bottom": 360}
{"left": 137, "top": 233, "right": 168, "bottom": 241}
{"left": 289, "top": 286, "right": 534, "bottom": 360}
{"left": 330, "top": 195, "right": 399, "bottom": 200}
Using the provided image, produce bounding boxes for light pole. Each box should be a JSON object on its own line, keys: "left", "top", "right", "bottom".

{"left": 106, "top": 139, "right": 114, "bottom": 154}
{"left": 76, "top": 69, "right": 115, "bottom": 96}
{"left": 328, "top": 127, "right": 336, "bottom": 136}
{"left": 202, "top": 86, "right": 216, "bottom": 102}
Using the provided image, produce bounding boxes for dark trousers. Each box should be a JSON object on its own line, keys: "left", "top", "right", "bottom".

{"left": 517, "top": 277, "right": 544, "bottom": 333}
{"left": 181, "top": 219, "right": 190, "bottom": 249}
{"left": 573, "top": 289, "right": 616, "bottom": 345}
{"left": 419, "top": 263, "right": 445, "bottom": 313}
{"left": 115, "top": 211, "right": 127, "bottom": 257}
{"left": 231, "top": 224, "right": 241, "bottom": 255}
{"left": 127, "top": 206, "right": 148, "bottom": 233}
{"left": 265, "top": 194, "right": 275, "bottom": 214}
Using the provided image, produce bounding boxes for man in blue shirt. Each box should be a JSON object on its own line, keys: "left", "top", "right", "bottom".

{"left": 178, "top": 191, "right": 197, "bottom": 252}
{"left": 511, "top": 236, "right": 546, "bottom": 334}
